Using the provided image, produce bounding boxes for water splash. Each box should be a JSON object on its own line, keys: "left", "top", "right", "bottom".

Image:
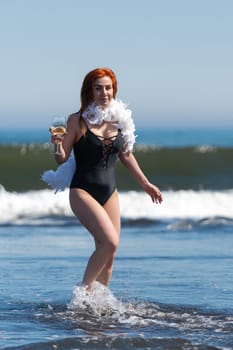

{"left": 68, "top": 282, "right": 126, "bottom": 318}
{"left": 30, "top": 290, "right": 233, "bottom": 349}
{"left": 66, "top": 283, "right": 233, "bottom": 337}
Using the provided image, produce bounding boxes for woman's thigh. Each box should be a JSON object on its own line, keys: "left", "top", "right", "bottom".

{"left": 103, "top": 190, "right": 121, "bottom": 235}
{"left": 69, "top": 188, "right": 119, "bottom": 245}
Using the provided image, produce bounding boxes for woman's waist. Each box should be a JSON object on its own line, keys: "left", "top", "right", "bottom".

{"left": 79, "top": 165, "right": 115, "bottom": 176}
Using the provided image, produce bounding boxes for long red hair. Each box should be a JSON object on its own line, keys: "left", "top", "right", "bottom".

{"left": 79, "top": 67, "right": 118, "bottom": 115}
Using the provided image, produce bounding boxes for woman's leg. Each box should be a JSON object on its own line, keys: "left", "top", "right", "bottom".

{"left": 69, "top": 188, "right": 120, "bottom": 290}
{"left": 96, "top": 190, "right": 121, "bottom": 285}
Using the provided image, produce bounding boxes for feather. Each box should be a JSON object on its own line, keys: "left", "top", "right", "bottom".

{"left": 41, "top": 154, "right": 76, "bottom": 193}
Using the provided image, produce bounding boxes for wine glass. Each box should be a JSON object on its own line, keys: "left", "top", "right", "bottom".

{"left": 50, "top": 116, "right": 67, "bottom": 155}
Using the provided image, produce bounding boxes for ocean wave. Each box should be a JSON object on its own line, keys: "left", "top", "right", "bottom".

{"left": 1, "top": 186, "right": 233, "bottom": 227}
{"left": 1, "top": 145, "right": 233, "bottom": 192}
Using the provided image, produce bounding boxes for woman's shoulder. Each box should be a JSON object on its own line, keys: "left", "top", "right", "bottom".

{"left": 67, "top": 112, "right": 85, "bottom": 140}
{"left": 67, "top": 112, "right": 82, "bottom": 129}
{"left": 68, "top": 111, "right": 81, "bottom": 122}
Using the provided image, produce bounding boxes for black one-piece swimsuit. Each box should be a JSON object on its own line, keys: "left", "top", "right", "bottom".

{"left": 70, "top": 125, "right": 124, "bottom": 205}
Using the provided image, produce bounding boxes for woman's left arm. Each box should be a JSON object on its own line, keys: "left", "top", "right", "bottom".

{"left": 119, "top": 151, "right": 163, "bottom": 204}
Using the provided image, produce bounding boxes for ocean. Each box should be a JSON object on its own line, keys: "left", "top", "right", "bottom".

{"left": 0, "top": 127, "right": 233, "bottom": 350}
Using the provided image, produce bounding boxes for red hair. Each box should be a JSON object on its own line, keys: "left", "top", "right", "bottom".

{"left": 79, "top": 67, "right": 118, "bottom": 115}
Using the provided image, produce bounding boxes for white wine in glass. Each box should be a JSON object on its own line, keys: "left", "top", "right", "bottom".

{"left": 50, "top": 116, "right": 67, "bottom": 155}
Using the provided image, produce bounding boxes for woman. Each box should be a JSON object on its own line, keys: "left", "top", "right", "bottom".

{"left": 51, "top": 67, "right": 163, "bottom": 291}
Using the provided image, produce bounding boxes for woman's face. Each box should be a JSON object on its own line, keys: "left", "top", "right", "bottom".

{"left": 92, "top": 76, "right": 113, "bottom": 108}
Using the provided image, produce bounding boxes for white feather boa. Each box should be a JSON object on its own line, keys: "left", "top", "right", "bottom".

{"left": 41, "top": 153, "right": 76, "bottom": 193}
{"left": 82, "top": 99, "right": 136, "bottom": 153}
{"left": 42, "top": 99, "right": 136, "bottom": 192}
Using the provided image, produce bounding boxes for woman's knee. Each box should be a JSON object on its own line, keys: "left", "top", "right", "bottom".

{"left": 105, "top": 236, "right": 119, "bottom": 254}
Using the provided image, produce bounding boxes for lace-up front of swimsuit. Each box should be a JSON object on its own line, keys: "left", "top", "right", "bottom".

{"left": 70, "top": 123, "right": 124, "bottom": 205}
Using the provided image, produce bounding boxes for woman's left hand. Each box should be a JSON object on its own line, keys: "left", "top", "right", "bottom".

{"left": 144, "top": 182, "right": 163, "bottom": 204}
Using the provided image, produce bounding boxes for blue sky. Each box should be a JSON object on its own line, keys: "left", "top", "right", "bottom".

{"left": 0, "top": 0, "right": 232, "bottom": 129}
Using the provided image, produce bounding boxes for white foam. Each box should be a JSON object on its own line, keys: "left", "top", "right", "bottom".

{"left": 0, "top": 185, "right": 72, "bottom": 224}
{"left": 68, "top": 281, "right": 126, "bottom": 317}
{"left": 119, "top": 189, "right": 233, "bottom": 220}
{"left": 0, "top": 185, "right": 233, "bottom": 225}
{"left": 65, "top": 283, "right": 233, "bottom": 332}
{"left": 67, "top": 282, "right": 162, "bottom": 326}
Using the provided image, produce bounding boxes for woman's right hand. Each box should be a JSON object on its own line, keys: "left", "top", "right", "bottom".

{"left": 49, "top": 127, "right": 67, "bottom": 144}
{"left": 50, "top": 131, "right": 63, "bottom": 145}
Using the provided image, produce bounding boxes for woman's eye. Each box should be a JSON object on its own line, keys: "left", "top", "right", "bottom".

{"left": 94, "top": 85, "right": 112, "bottom": 92}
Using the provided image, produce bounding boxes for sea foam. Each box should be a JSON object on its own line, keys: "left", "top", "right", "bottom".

{"left": 0, "top": 185, "right": 233, "bottom": 225}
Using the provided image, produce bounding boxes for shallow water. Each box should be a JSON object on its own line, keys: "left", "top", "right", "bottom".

{"left": 1, "top": 220, "right": 233, "bottom": 349}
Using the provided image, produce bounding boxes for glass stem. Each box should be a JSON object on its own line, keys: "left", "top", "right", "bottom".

{"left": 54, "top": 143, "right": 62, "bottom": 155}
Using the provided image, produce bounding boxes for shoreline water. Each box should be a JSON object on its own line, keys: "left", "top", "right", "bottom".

{"left": 1, "top": 222, "right": 233, "bottom": 349}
